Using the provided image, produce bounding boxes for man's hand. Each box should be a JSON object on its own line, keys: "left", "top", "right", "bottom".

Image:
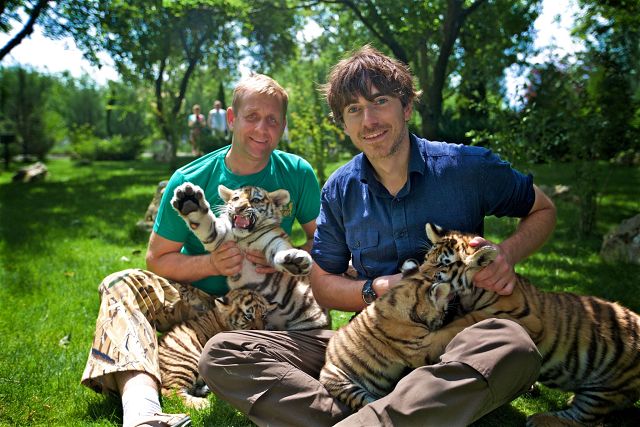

{"left": 372, "top": 272, "right": 404, "bottom": 298}
{"left": 210, "top": 241, "right": 243, "bottom": 277}
{"left": 245, "top": 249, "right": 277, "bottom": 274}
{"left": 468, "top": 237, "right": 516, "bottom": 295}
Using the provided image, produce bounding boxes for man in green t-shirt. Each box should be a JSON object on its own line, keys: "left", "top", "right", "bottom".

{"left": 80, "top": 74, "right": 321, "bottom": 427}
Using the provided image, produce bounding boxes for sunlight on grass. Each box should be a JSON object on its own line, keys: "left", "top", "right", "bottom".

{"left": 1, "top": 158, "right": 638, "bottom": 426}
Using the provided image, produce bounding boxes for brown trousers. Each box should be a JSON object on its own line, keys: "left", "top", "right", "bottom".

{"left": 200, "top": 318, "right": 541, "bottom": 427}
{"left": 80, "top": 269, "right": 216, "bottom": 395}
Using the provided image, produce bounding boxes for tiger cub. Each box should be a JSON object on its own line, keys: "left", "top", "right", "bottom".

{"left": 319, "top": 278, "right": 454, "bottom": 410}
{"left": 159, "top": 288, "right": 276, "bottom": 409}
{"left": 171, "top": 182, "right": 329, "bottom": 331}
{"left": 417, "top": 223, "right": 640, "bottom": 427}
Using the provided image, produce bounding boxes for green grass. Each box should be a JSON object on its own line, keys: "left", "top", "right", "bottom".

{"left": 1, "top": 158, "right": 639, "bottom": 426}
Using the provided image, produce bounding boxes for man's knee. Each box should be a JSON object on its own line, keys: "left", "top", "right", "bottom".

{"left": 442, "top": 318, "right": 541, "bottom": 393}
{"left": 198, "top": 331, "right": 242, "bottom": 385}
{"left": 97, "top": 269, "right": 145, "bottom": 295}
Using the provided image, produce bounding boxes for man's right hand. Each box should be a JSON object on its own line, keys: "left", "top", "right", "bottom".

{"left": 210, "top": 241, "right": 243, "bottom": 276}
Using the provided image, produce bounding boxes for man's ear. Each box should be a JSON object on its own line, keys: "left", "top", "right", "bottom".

{"left": 403, "top": 101, "right": 413, "bottom": 121}
{"left": 226, "top": 107, "right": 235, "bottom": 131}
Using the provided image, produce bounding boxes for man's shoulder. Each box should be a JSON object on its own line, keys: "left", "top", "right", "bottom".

{"left": 413, "top": 135, "right": 488, "bottom": 158}
{"left": 271, "top": 149, "right": 314, "bottom": 171}
{"left": 177, "top": 146, "right": 229, "bottom": 180}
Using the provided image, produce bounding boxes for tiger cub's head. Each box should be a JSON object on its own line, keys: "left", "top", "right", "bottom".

{"left": 214, "top": 288, "right": 278, "bottom": 330}
{"left": 419, "top": 223, "right": 498, "bottom": 294}
{"left": 218, "top": 185, "right": 290, "bottom": 235}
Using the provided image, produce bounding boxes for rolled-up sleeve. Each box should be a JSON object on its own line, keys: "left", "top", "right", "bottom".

{"left": 480, "top": 150, "right": 535, "bottom": 218}
{"left": 311, "top": 184, "right": 351, "bottom": 274}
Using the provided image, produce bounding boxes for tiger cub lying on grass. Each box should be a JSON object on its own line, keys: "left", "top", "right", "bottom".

{"left": 162, "top": 183, "right": 329, "bottom": 408}
{"left": 416, "top": 223, "right": 640, "bottom": 427}
{"left": 158, "top": 288, "right": 275, "bottom": 409}
{"left": 319, "top": 274, "right": 467, "bottom": 410}
{"left": 171, "top": 182, "right": 329, "bottom": 331}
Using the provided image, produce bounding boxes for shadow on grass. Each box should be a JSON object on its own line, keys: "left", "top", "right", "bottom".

{"left": 471, "top": 403, "right": 528, "bottom": 427}
{"left": 83, "top": 393, "right": 122, "bottom": 425}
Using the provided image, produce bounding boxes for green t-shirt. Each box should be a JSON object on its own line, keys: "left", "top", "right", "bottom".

{"left": 153, "top": 145, "right": 321, "bottom": 295}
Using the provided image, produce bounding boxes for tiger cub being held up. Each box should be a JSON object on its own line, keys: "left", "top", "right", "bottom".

{"left": 159, "top": 288, "right": 276, "bottom": 409}
{"left": 319, "top": 277, "right": 456, "bottom": 410}
{"left": 417, "top": 223, "right": 640, "bottom": 427}
{"left": 171, "top": 182, "right": 329, "bottom": 331}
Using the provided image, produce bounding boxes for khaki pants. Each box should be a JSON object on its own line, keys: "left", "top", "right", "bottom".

{"left": 200, "top": 318, "right": 541, "bottom": 427}
{"left": 80, "top": 269, "right": 216, "bottom": 395}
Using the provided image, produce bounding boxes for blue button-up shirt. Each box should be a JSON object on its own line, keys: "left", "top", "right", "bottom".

{"left": 311, "top": 134, "right": 534, "bottom": 279}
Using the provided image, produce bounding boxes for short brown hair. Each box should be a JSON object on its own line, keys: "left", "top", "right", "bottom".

{"left": 232, "top": 73, "right": 289, "bottom": 118}
{"left": 321, "top": 45, "right": 421, "bottom": 124}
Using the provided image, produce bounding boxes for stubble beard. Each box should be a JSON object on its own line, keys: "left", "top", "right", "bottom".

{"left": 363, "top": 122, "right": 408, "bottom": 161}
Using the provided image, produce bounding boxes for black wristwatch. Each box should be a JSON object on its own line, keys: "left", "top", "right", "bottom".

{"left": 362, "top": 279, "right": 377, "bottom": 305}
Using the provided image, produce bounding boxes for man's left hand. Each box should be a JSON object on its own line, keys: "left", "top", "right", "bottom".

{"left": 245, "top": 249, "right": 277, "bottom": 274}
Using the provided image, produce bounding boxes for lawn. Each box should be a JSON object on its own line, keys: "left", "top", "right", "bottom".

{"left": 0, "top": 157, "right": 638, "bottom": 426}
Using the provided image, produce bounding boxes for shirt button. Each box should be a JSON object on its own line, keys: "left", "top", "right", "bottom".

{"left": 354, "top": 240, "right": 360, "bottom": 248}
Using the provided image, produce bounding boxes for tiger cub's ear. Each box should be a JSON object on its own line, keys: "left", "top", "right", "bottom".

{"left": 400, "top": 259, "right": 420, "bottom": 277}
{"left": 218, "top": 184, "right": 234, "bottom": 202}
{"left": 267, "top": 189, "right": 290, "bottom": 208}
{"left": 425, "top": 223, "right": 446, "bottom": 245}
{"left": 214, "top": 295, "right": 230, "bottom": 306}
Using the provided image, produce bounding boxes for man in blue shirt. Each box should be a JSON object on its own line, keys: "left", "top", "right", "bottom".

{"left": 201, "top": 46, "right": 556, "bottom": 426}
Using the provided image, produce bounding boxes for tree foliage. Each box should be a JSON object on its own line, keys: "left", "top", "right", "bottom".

{"left": 310, "top": 0, "right": 541, "bottom": 141}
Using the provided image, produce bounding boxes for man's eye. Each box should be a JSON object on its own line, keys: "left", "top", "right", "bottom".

{"left": 346, "top": 106, "right": 359, "bottom": 114}
{"left": 375, "top": 97, "right": 388, "bottom": 105}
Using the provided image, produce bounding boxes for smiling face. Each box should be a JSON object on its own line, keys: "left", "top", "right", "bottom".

{"left": 228, "top": 91, "right": 286, "bottom": 164}
{"left": 341, "top": 85, "right": 412, "bottom": 161}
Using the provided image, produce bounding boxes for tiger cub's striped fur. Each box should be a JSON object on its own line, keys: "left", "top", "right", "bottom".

{"left": 159, "top": 288, "right": 275, "bottom": 409}
{"left": 319, "top": 278, "right": 454, "bottom": 410}
{"left": 417, "top": 223, "right": 640, "bottom": 427}
{"left": 171, "top": 182, "right": 329, "bottom": 331}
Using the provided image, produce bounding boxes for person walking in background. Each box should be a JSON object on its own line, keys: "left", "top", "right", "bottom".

{"left": 187, "top": 104, "right": 205, "bottom": 156}
{"left": 207, "top": 100, "right": 228, "bottom": 137}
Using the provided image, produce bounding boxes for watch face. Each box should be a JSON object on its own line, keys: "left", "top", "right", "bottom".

{"left": 362, "top": 280, "right": 376, "bottom": 304}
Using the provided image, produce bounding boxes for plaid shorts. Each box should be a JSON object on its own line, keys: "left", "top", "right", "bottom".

{"left": 80, "top": 269, "right": 216, "bottom": 395}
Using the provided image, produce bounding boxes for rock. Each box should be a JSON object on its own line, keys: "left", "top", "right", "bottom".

{"left": 136, "top": 180, "right": 168, "bottom": 232}
{"left": 152, "top": 140, "right": 172, "bottom": 163}
{"left": 12, "top": 161, "right": 48, "bottom": 183}
{"left": 538, "top": 184, "right": 575, "bottom": 202}
{"left": 600, "top": 214, "right": 640, "bottom": 265}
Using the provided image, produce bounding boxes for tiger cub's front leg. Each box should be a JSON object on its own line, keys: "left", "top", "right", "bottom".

{"left": 272, "top": 248, "right": 313, "bottom": 276}
{"left": 171, "top": 183, "right": 229, "bottom": 251}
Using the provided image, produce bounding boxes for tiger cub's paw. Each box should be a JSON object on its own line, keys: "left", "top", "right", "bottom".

{"left": 273, "top": 249, "right": 313, "bottom": 276}
{"left": 171, "top": 183, "right": 211, "bottom": 224}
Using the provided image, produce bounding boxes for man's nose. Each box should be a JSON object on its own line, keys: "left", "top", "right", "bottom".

{"left": 362, "top": 105, "right": 379, "bottom": 126}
